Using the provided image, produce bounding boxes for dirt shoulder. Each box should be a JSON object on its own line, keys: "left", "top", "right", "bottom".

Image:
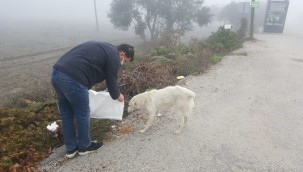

{"left": 38, "top": 33, "right": 303, "bottom": 171}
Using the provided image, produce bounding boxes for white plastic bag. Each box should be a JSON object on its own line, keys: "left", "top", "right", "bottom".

{"left": 89, "top": 90, "right": 124, "bottom": 120}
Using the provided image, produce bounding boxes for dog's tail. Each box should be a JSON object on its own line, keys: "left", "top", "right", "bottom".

{"left": 175, "top": 85, "right": 196, "bottom": 98}
{"left": 176, "top": 85, "right": 195, "bottom": 112}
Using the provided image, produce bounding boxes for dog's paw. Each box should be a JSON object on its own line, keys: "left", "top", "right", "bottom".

{"left": 140, "top": 129, "right": 146, "bottom": 133}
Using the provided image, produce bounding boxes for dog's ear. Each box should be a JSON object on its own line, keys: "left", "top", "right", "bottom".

{"left": 129, "top": 97, "right": 139, "bottom": 109}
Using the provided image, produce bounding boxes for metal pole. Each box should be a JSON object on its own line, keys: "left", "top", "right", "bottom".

{"left": 250, "top": 0, "right": 255, "bottom": 39}
{"left": 94, "top": 0, "right": 99, "bottom": 31}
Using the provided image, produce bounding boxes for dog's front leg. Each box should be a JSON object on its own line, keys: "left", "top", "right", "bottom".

{"left": 140, "top": 110, "right": 156, "bottom": 133}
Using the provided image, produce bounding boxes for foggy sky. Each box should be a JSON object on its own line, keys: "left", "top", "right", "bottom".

{"left": 0, "top": 0, "right": 112, "bottom": 23}
{"left": 0, "top": 0, "right": 302, "bottom": 32}
{"left": 1, "top": 0, "right": 234, "bottom": 23}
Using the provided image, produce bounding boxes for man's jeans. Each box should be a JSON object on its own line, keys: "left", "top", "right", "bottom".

{"left": 51, "top": 68, "right": 91, "bottom": 152}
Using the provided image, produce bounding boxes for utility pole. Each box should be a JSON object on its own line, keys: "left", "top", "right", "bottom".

{"left": 250, "top": 0, "right": 255, "bottom": 39}
{"left": 94, "top": 0, "right": 99, "bottom": 32}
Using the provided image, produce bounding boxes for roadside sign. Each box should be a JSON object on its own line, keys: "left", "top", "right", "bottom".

{"left": 251, "top": 1, "right": 259, "bottom": 8}
{"left": 263, "top": 0, "right": 289, "bottom": 33}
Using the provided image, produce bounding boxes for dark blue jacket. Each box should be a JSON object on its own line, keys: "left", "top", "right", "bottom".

{"left": 53, "top": 41, "right": 121, "bottom": 100}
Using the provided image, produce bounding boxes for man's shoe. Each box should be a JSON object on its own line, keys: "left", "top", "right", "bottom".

{"left": 79, "top": 141, "right": 103, "bottom": 156}
{"left": 66, "top": 149, "right": 78, "bottom": 159}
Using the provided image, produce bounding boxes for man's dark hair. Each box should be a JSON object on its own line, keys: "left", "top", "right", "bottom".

{"left": 117, "top": 44, "right": 135, "bottom": 62}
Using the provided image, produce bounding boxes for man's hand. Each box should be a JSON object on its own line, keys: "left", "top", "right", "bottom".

{"left": 117, "top": 93, "right": 124, "bottom": 102}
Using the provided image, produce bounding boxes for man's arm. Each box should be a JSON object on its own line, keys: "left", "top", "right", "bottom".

{"left": 105, "top": 54, "right": 121, "bottom": 100}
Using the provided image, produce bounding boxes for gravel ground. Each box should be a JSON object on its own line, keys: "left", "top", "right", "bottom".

{"left": 38, "top": 33, "right": 303, "bottom": 172}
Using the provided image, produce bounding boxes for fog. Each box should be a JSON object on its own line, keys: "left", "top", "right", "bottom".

{"left": 0, "top": 0, "right": 301, "bottom": 29}
{"left": 0, "top": 0, "right": 254, "bottom": 25}
{"left": 0, "top": 0, "right": 302, "bottom": 55}
{"left": 0, "top": 0, "right": 110, "bottom": 24}
{"left": 0, "top": 0, "right": 252, "bottom": 23}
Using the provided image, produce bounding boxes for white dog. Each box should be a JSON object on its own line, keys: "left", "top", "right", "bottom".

{"left": 128, "top": 85, "right": 196, "bottom": 134}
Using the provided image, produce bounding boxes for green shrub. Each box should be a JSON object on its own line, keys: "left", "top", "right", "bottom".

{"left": 150, "top": 56, "right": 175, "bottom": 64}
{"left": 208, "top": 26, "right": 242, "bottom": 52}
{"left": 183, "top": 53, "right": 196, "bottom": 59}
{"left": 166, "top": 53, "right": 177, "bottom": 60}
{"left": 151, "top": 46, "right": 170, "bottom": 56}
{"left": 211, "top": 54, "right": 223, "bottom": 64}
{"left": 178, "top": 44, "right": 193, "bottom": 55}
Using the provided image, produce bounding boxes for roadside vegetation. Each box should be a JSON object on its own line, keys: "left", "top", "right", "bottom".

{"left": 0, "top": 24, "right": 246, "bottom": 171}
